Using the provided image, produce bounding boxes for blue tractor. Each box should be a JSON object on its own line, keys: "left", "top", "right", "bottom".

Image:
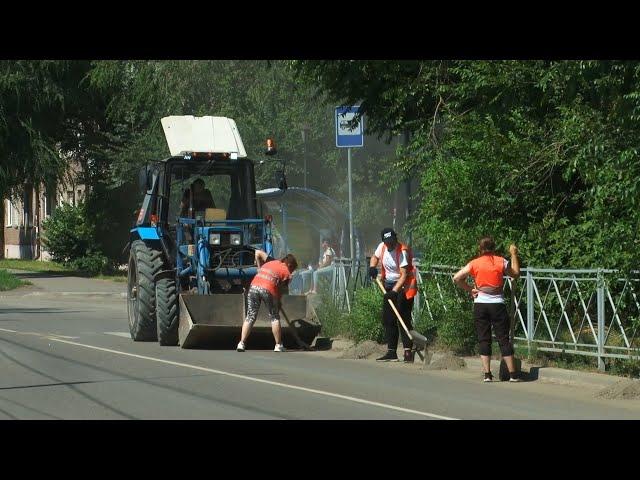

{"left": 126, "top": 116, "right": 320, "bottom": 348}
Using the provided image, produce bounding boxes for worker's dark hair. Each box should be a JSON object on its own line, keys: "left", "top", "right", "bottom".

{"left": 192, "top": 178, "right": 205, "bottom": 187}
{"left": 479, "top": 236, "right": 496, "bottom": 254}
{"left": 280, "top": 253, "right": 298, "bottom": 271}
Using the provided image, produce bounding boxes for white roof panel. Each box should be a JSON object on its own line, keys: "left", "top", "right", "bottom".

{"left": 161, "top": 115, "right": 247, "bottom": 157}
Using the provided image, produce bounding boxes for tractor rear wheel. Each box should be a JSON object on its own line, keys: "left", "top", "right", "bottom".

{"left": 127, "top": 240, "right": 164, "bottom": 341}
{"left": 156, "top": 277, "right": 179, "bottom": 346}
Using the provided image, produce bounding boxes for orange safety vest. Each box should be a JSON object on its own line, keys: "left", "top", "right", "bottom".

{"left": 251, "top": 260, "right": 291, "bottom": 298}
{"left": 468, "top": 254, "right": 506, "bottom": 294}
{"left": 380, "top": 242, "right": 418, "bottom": 300}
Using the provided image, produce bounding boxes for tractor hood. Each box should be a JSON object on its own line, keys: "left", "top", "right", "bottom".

{"left": 161, "top": 115, "right": 248, "bottom": 158}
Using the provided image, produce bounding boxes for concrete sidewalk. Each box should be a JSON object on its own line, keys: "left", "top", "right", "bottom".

{"left": 3, "top": 269, "right": 126, "bottom": 298}
{"left": 317, "top": 337, "right": 632, "bottom": 389}
{"left": 461, "top": 356, "right": 622, "bottom": 388}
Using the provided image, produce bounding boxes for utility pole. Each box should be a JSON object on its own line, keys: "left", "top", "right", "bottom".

{"left": 348, "top": 147, "right": 355, "bottom": 273}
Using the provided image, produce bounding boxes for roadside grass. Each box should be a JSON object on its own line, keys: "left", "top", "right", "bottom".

{"left": 513, "top": 342, "right": 597, "bottom": 371}
{"left": 0, "top": 259, "right": 70, "bottom": 274}
{"left": 315, "top": 293, "right": 350, "bottom": 339}
{"left": 0, "top": 259, "right": 127, "bottom": 283}
{"left": 513, "top": 342, "right": 640, "bottom": 378}
{"left": 0, "top": 269, "right": 31, "bottom": 291}
{"left": 94, "top": 273, "right": 127, "bottom": 282}
{"left": 609, "top": 356, "right": 640, "bottom": 378}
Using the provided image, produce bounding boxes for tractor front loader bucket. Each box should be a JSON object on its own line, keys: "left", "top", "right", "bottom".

{"left": 178, "top": 293, "right": 321, "bottom": 349}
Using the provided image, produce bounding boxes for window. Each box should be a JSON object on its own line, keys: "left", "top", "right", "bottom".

{"left": 67, "top": 191, "right": 74, "bottom": 205}
{"left": 46, "top": 191, "right": 54, "bottom": 216}
{"left": 168, "top": 170, "right": 233, "bottom": 222}
{"left": 165, "top": 161, "right": 255, "bottom": 225}
{"left": 77, "top": 189, "right": 82, "bottom": 201}
{"left": 24, "top": 187, "right": 32, "bottom": 227}
{"left": 5, "top": 200, "right": 12, "bottom": 226}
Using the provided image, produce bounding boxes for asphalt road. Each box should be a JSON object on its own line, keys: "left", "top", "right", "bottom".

{"left": 2, "top": 271, "right": 640, "bottom": 420}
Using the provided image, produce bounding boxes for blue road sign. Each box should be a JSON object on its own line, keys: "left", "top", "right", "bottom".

{"left": 335, "top": 106, "right": 364, "bottom": 148}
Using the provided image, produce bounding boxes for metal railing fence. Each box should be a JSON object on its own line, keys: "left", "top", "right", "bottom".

{"left": 292, "top": 261, "right": 640, "bottom": 371}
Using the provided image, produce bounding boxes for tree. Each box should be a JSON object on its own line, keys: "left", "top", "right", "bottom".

{"left": 293, "top": 60, "right": 640, "bottom": 271}
{"left": 0, "top": 60, "right": 98, "bottom": 258}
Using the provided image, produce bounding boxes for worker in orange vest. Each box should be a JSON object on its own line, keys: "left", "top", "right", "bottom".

{"left": 369, "top": 228, "right": 418, "bottom": 363}
{"left": 237, "top": 249, "right": 298, "bottom": 353}
{"left": 453, "top": 236, "right": 521, "bottom": 382}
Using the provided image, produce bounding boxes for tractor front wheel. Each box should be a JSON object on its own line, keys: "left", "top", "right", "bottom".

{"left": 156, "top": 277, "right": 179, "bottom": 346}
{"left": 127, "top": 240, "right": 163, "bottom": 341}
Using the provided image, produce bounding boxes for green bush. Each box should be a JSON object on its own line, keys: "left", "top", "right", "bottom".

{"left": 313, "top": 286, "right": 386, "bottom": 344}
{"left": 42, "top": 202, "right": 114, "bottom": 274}
{"left": 42, "top": 202, "right": 93, "bottom": 264}
{"left": 70, "top": 252, "right": 113, "bottom": 276}
{"left": 344, "top": 286, "right": 386, "bottom": 344}
{"left": 0, "top": 269, "right": 28, "bottom": 291}
{"left": 420, "top": 278, "right": 477, "bottom": 355}
{"left": 608, "top": 357, "right": 640, "bottom": 379}
{"left": 315, "top": 293, "right": 349, "bottom": 338}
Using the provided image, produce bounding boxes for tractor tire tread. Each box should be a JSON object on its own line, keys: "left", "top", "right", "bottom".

{"left": 128, "top": 240, "right": 164, "bottom": 341}
{"left": 156, "top": 277, "right": 179, "bottom": 346}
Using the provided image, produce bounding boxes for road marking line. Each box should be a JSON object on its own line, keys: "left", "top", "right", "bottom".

{"left": 0, "top": 328, "right": 79, "bottom": 339}
{"left": 103, "top": 332, "right": 132, "bottom": 338}
{"left": 46, "top": 337, "right": 458, "bottom": 420}
{"left": 22, "top": 292, "right": 126, "bottom": 296}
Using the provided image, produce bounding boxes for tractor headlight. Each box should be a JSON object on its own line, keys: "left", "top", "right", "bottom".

{"left": 230, "top": 233, "right": 242, "bottom": 246}
{"left": 209, "top": 233, "right": 221, "bottom": 245}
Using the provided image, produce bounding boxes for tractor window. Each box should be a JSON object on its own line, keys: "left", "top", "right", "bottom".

{"left": 166, "top": 165, "right": 252, "bottom": 222}
{"left": 203, "top": 175, "right": 232, "bottom": 212}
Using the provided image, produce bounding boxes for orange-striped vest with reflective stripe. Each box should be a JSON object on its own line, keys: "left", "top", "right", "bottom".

{"left": 380, "top": 242, "right": 418, "bottom": 300}
{"left": 251, "top": 260, "right": 291, "bottom": 298}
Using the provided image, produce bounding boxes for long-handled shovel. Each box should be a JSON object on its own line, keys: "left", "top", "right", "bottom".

{"left": 279, "top": 306, "right": 312, "bottom": 351}
{"left": 499, "top": 279, "right": 522, "bottom": 381}
{"left": 375, "top": 277, "right": 428, "bottom": 362}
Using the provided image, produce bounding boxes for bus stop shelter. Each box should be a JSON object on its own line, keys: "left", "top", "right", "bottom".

{"left": 257, "top": 187, "right": 363, "bottom": 293}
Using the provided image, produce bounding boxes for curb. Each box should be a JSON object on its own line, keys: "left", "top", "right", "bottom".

{"left": 461, "top": 356, "right": 621, "bottom": 388}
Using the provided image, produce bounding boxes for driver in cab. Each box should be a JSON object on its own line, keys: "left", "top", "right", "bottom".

{"left": 180, "top": 178, "right": 215, "bottom": 218}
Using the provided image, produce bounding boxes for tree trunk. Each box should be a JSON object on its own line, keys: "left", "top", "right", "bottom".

{"left": 80, "top": 158, "right": 90, "bottom": 198}
{"left": 35, "top": 184, "right": 40, "bottom": 260}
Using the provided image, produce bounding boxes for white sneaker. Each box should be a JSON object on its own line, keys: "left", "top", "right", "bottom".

{"left": 274, "top": 343, "right": 285, "bottom": 352}
{"left": 236, "top": 341, "right": 245, "bottom": 352}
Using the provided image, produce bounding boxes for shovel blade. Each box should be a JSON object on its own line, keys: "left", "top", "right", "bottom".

{"left": 409, "top": 330, "right": 428, "bottom": 350}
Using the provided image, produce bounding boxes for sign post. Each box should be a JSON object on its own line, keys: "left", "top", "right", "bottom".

{"left": 335, "top": 106, "right": 364, "bottom": 272}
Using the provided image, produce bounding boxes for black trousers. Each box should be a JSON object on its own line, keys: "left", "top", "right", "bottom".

{"left": 383, "top": 283, "right": 414, "bottom": 350}
{"left": 473, "top": 302, "right": 514, "bottom": 357}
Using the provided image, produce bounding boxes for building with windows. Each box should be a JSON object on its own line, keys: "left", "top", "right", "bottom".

{"left": 2, "top": 170, "right": 86, "bottom": 260}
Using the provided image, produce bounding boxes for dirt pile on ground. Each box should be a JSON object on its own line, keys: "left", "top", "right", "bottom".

{"left": 338, "top": 341, "right": 387, "bottom": 360}
{"left": 424, "top": 352, "right": 466, "bottom": 370}
{"left": 595, "top": 379, "right": 640, "bottom": 400}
